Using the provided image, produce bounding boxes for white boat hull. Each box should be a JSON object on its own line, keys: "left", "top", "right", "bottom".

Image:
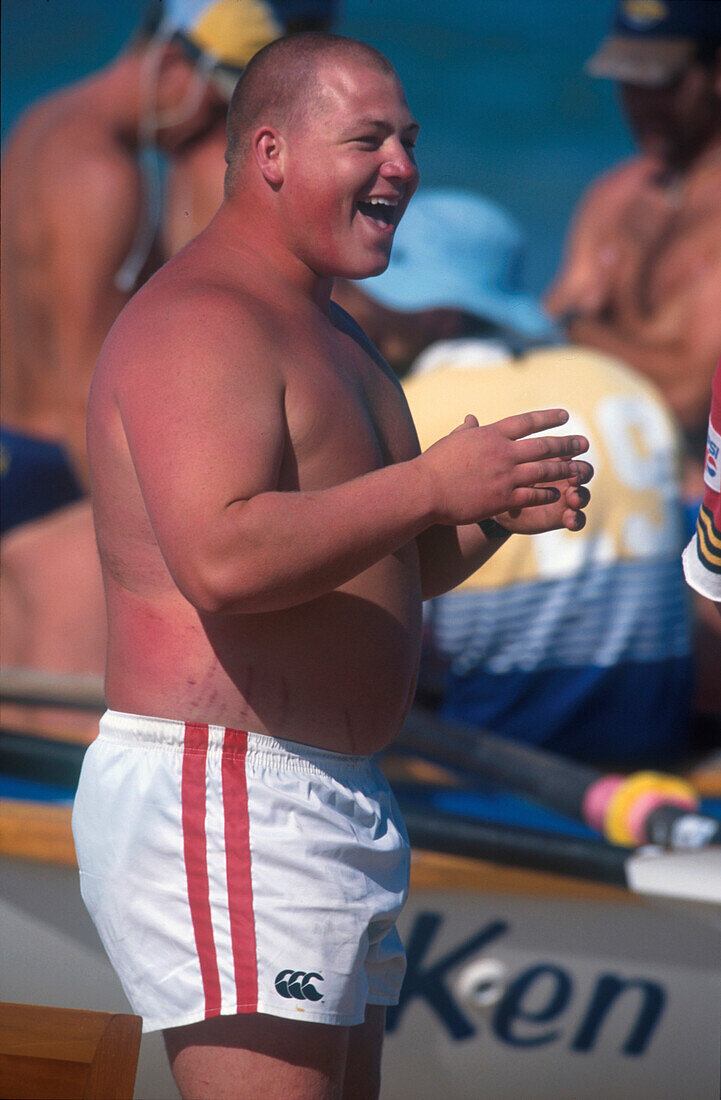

{"left": 2, "top": 846, "right": 719, "bottom": 1100}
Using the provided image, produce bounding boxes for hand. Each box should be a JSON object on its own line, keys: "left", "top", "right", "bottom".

{"left": 419, "top": 409, "right": 590, "bottom": 526}
{"left": 494, "top": 465, "right": 593, "bottom": 535}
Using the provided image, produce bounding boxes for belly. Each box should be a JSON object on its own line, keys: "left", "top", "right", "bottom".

{"left": 105, "top": 546, "right": 424, "bottom": 755}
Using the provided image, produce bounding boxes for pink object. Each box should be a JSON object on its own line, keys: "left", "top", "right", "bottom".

{"left": 582, "top": 775, "right": 623, "bottom": 833}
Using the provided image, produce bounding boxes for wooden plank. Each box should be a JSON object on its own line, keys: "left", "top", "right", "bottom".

{"left": 0, "top": 800, "right": 76, "bottom": 867}
{"left": 410, "top": 848, "right": 635, "bottom": 903}
{"left": 0, "top": 1053, "right": 88, "bottom": 1099}
{"left": 0, "top": 1004, "right": 141, "bottom": 1100}
{"left": 688, "top": 764, "right": 721, "bottom": 797}
{"left": 84, "top": 1014, "right": 142, "bottom": 1100}
{"left": 0, "top": 1002, "right": 108, "bottom": 1058}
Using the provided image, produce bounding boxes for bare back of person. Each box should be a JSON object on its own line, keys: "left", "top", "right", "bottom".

{"left": 1, "top": 67, "right": 159, "bottom": 484}
{"left": 90, "top": 228, "right": 423, "bottom": 755}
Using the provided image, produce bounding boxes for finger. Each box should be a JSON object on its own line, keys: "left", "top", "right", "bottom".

{"left": 450, "top": 414, "right": 480, "bottom": 433}
{"left": 497, "top": 409, "right": 569, "bottom": 440}
{"left": 563, "top": 508, "right": 587, "bottom": 532}
{"left": 574, "top": 460, "right": 594, "bottom": 486}
{"left": 513, "top": 434, "right": 589, "bottom": 462}
{"left": 513, "top": 459, "right": 582, "bottom": 487}
{"left": 566, "top": 485, "right": 591, "bottom": 509}
{"left": 507, "top": 485, "right": 562, "bottom": 508}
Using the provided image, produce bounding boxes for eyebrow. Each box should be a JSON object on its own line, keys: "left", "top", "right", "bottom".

{"left": 346, "top": 118, "right": 420, "bottom": 137}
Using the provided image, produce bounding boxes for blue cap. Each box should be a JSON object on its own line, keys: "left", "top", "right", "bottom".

{"left": 587, "top": 1, "right": 721, "bottom": 85}
{"left": 611, "top": 0, "right": 721, "bottom": 38}
{"left": 359, "top": 189, "right": 557, "bottom": 341}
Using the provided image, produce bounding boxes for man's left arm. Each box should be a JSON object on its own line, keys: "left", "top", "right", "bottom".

{"left": 417, "top": 473, "right": 592, "bottom": 600}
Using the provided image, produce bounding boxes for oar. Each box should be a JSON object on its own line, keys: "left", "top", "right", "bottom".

{"left": 397, "top": 706, "right": 721, "bottom": 851}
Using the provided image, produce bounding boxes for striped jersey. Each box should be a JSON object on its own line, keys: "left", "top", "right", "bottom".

{"left": 404, "top": 340, "right": 693, "bottom": 765}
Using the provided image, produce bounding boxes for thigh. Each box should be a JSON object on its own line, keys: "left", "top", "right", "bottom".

{"left": 164, "top": 1012, "right": 351, "bottom": 1100}
{"left": 343, "top": 1005, "right": 386, "bottom": 1100}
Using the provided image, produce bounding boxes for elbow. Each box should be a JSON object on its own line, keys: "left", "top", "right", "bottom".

{"left": 171, "top": 558, "right": 249, "bottom": 615}
{"left": 174, "top": 556, "right": 277, "bottom": 616}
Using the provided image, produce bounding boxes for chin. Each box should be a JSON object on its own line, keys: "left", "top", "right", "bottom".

{"left": 345, "top": 253, "right": 392, "bottom": 281}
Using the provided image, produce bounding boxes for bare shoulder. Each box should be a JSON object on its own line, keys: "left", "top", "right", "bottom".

{"left": 99, "top": 241, "right": 276, "bottom": 391}
{"left": 576, "top": 156, "right": 653, "bottom": 217}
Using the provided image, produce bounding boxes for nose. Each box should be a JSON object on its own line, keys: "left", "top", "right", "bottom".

{"left": 379, "top": 141, "right": 419, "bottom": 186}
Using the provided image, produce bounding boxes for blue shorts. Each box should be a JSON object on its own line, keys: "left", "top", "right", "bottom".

{"left": 1, "top": 427, "right": 83, "bottom": 535}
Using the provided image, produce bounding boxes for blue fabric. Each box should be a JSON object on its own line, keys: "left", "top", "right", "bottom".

{"left": 0, "top": 773, "right": 74, "bottom": 804}
{"left": 1, "top": 428, "right": 83, "bottom": 535}
{"left": 440, "top": 657, "right": 694, "bottom": 767}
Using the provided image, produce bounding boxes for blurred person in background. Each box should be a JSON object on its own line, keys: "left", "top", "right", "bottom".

{"left": 546, "top": 0, "right": 721, "bottom": 471}
{"left": 335, "top": 189, "right": 695, "bottom": 767}
{"left": 0, "top": 0, "right": 286, "bottom": 722}
{"left": 164, "top": 0, "right": 336, "bottom": 258}
{"left": 683, "top": 362, "right": 721, "bottom": 616}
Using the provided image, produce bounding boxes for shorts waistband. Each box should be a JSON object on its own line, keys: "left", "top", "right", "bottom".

{"left": 99, "top": 710, "right": 374, "bottom": 775}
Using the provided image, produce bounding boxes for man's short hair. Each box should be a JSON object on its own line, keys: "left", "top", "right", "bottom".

{"left": 224, "top": 32, "right": 397, "bottom": 193}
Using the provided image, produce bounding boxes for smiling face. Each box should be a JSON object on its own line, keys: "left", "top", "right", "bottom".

{"left": 279, "top": 57, "right": 420, "bottom": 280}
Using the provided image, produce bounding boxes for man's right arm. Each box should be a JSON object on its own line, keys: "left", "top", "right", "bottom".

{"left": 544, "top": 164, "right": 633, "bottom": 322}
{"left": 107, "top": 296, "right": 586, "bottom": 615}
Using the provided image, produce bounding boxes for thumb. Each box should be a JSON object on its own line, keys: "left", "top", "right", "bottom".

{"left": 451, "top": 414, "right": 479, "bottom": 434}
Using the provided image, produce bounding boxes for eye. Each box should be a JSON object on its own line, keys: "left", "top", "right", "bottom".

{"left": 353, "top": 136, "right": 381, "bottom": 148}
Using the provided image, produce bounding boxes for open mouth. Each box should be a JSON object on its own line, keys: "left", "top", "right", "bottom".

{"left": 356, "top": 197, "right": 399, "bottom": 231}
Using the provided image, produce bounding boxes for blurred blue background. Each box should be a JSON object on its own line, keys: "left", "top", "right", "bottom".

{"left": 1, "top": 0, "right": 632, "bottom": 293}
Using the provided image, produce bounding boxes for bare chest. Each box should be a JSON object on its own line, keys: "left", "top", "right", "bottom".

{"left": 282, "top": 336, "right": 416, "bottom": 491}
{"left": 611, "top": 180, "right": 721, "bottom": 318}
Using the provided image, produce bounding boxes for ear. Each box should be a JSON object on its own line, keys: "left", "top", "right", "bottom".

{"left": 253, "top": 127, "right": 285, "bottom": 187}
{"left": 154, "top": 39, "right": 193, "bottom": 82}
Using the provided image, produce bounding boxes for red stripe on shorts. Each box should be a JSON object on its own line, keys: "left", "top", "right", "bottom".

{"left": 182, "top": 723, "right": 222, "bottom": 1018}
{"left": 222, "top": 728, "right": 258, "bottom": 1012}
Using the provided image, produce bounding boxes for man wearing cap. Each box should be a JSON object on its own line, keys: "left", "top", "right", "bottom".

{"left": 335, "top": 188, "right": 694, "bottom": 766}
{"left": 546, "top": 0, "right": 721, "bottom": 456}
{"left": 0, "top": 1, "right": 283, "bottom": 720}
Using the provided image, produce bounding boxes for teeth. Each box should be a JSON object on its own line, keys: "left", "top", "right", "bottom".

{"left": 366, "top": 197, "right": 397, "bottom": 206}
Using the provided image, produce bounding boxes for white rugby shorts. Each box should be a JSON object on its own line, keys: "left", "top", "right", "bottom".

{"left": 72, "top": 711, "right": 410, "bottom": 1033}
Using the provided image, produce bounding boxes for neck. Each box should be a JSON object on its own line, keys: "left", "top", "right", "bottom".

{"left": 212, "top": 195, "right": 335, "bottom": 310}
{"left": 84, "top": 51, "right": 148, "bottom": 148}
{"left": 658, "top": 127, "right": 721, "bottom": 182}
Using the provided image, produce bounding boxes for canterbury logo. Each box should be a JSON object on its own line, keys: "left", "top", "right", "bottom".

{"left": 274, "top": 969, "right": 324, "bottom": 1001}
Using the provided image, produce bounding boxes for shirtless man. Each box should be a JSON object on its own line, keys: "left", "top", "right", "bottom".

{"left": 72, "top": 34, "right": 592, "bottom": 1099}
{"left": 546, "top": 0, "right": 721, "bottom": 451}
{"left": 0, "top": 1, "right": 281, "bottom": 712}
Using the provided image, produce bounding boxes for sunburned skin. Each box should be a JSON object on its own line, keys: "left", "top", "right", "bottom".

{"left": 88, "top": 51, "right": 592, "bottom": 758}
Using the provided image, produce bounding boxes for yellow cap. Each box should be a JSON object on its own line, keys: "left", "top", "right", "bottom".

{"left": 163, "top": 0, "right": 283, "bottom": 70}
